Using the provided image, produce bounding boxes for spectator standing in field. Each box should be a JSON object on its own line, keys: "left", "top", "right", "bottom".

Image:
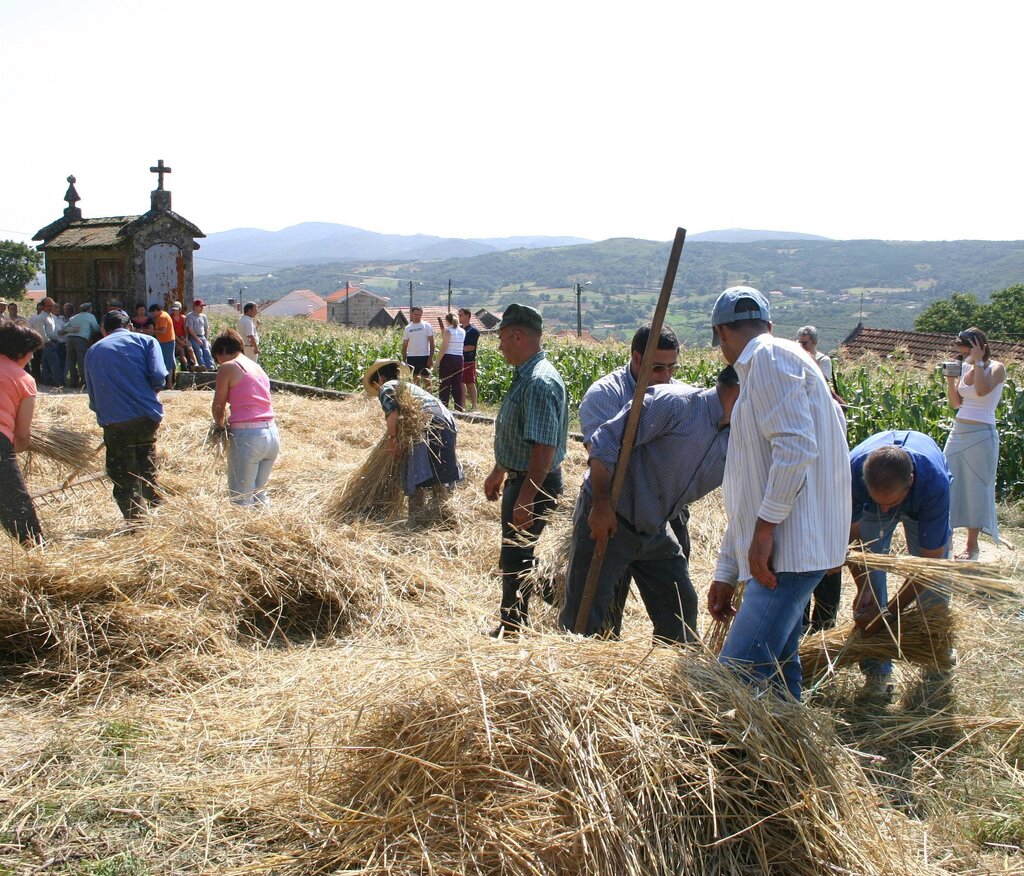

{"left": 561, "top": 368, "right": 738, "bottom": 642}
{"left": 483, "top": 303, "right": 568, "bottom": 637}
{"left": 8, "top": 302, "right": 21, "bottom": 323}
{"left": 149, "top": 303, "right": 176, "bottom": 390}
{"left": 61, "top": 302, "right": 99, "bottom": 388}
{"left": 29, "top": 298, "right": 62, "bottom": 386}
{"left": 0, "top": 322, "right": 45, "bottom": 545}
{"left": 237, "top": 302, "right": 261, "bottom": 361}
{"left": 211, "top": 329, "right": 280, "bottom": 507}
{"left": 797, "top": 325, "right": 832, "bottom": 381}
{"left": 944, "top": 327, "right": 1006, "bottom": 560}
{"left": 458, "top": 308, "right": 480, "bottom": 411}
{"left": 55, "top": 302, "right": 72, "bottom": 380}
{"left": 706, "top": 287, "right": 850, "bottom": 700}
{"left": 577, "top": 323, "right": 684, "bottom": 636}
{"left": 848, "top": 430, "right": 953, "bottom": 699}
{"left": 401, "top": 306, "right": 434, "bottom": 388}
{"left": 85, "top": 310, "right": 167, "bottom": 521}
{"left": 170, "top": 302, "right": 198, "bottom": 373}
{"left": 186, "top": 299, "right": 215, "bottom": 371}
{"left": 0, "top": 299, "right": 8, "bottom": 322}
{"left": 436, "top": 312, "right": 466, "bottom": 410}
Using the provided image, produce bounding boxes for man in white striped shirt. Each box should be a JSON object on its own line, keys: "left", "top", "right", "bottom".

{"left": 706, "top": 287, "right": 851, "bottom": 700}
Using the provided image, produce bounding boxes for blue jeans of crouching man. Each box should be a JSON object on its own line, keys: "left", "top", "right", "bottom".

{"left": 559, "top": 491, "right": 696, "bottom": 643}
{"left": 719, "top": 569, "right": 827, "bottom": 700}
{"left": 857, "top": 509, "right": 951, "bottom": 680}
{"left": 498, "top": 469, "right": 563, "bottom": 631}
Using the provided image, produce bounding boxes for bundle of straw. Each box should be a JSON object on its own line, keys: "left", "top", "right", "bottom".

{"left": 27, "top": 426, "right": 101, "bottom": 471}
{"left": 800, "top": 604, "right": 955, "bottom": 682}
{"left": 204, "top": 422, "right": 229, "bottom": 459}
{"left": 325, "top": 381, "right": 432, "bottom": 522}
{"left": 846, "top": 548, "right": 1021, "bottom": 602}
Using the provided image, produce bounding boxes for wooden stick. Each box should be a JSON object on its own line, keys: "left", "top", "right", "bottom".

{"left": 574, "top": 228, "right": 687, "bottom": 634}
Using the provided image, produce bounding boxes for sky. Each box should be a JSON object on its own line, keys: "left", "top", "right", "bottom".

{"left": 2, "top": 0, "right": 1022, "bottom": 248}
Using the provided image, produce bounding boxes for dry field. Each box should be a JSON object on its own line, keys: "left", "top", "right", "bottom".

{"left": 1, "top": 387, "right": 1023, "bottom": 875}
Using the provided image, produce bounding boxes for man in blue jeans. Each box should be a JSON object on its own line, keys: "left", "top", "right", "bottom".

{"left": 706, "top": 287, "right": 851, "bottom": 700}
{"left": 848, "top": 430, "right": 953, "bottom": 699}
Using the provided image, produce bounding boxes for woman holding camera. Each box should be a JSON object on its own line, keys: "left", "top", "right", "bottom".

{"left": 944, "top": 328, "right": 1006, "bottom": 560}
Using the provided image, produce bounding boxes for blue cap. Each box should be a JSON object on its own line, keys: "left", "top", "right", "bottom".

{"left": 711, "top": 286, "right": 771, "bottom": 346}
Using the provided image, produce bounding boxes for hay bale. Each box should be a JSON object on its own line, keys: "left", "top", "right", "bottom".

{"left": 267, "top": 640, "right": 926, "bottom": 875}
{"left": 800, "top": 604, "right": 956, "bottom": 682}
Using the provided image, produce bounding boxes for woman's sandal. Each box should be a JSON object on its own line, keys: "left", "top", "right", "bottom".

{"left": 955, "top": 549, "right": 980, "bottom": 562}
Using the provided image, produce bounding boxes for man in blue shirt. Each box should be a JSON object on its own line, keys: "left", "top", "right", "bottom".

{"left": 484, "top": 303, "right": 568, "bottom": 637}
{"left": 561, "top": 367, "right": 738, "bottom": 641}
{"left": 848, "top": 430, "right": 953, "bottom": 696}
{"left": 85, "top": 310, "right": 168, "bottom": 520}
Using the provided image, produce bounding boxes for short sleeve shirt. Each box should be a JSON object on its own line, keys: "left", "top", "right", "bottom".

{"left": 462, "top": 325, "right": 480, "bottom": 363}
{"left": 850, "top": 429, "right": 952, "bottom": 550}
{"left": 0, "top": 355, "right": 36, "bottom": 444}
{"left": 152, "top": 310, "right": 175, "bottom": 343}
{"left": 493, "top": 351, "right": 568, "bottom": 472}
{"left": 403, "top": 321, "right": 434, "bottom": 357}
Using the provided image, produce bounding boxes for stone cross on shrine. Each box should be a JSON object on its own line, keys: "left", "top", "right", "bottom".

{"left": 150, "top": 159, "right": 172, "bottom": 190}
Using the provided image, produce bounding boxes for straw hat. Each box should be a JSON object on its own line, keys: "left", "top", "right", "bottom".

{"left": 362, "top": 358, "right": 402, "bottom": 396}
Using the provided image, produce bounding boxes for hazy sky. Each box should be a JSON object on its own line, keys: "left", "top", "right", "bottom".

{"left": 3, "top": 0, "right": 1021, "bottom": 247}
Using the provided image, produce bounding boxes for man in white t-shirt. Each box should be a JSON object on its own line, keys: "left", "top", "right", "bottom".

{"left": 401, "top": 307, "right": 435, "bottom": 388}
{"left": 237, "top": 302, "right": 260, "bottom": 361}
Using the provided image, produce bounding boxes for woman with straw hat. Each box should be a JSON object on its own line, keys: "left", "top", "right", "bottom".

{"left": 0, "top": 322, "right": 44, "bottom": 545}
{"left": 211, "top": 329, "right": 280, "bottom": 507}
{"left": 363, "top": 358, "right": 463, "bottom": 523}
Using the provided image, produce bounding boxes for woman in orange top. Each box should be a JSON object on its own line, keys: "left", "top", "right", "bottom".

{"left": 0, "top": 322, "right": 44, "bottom": 545}
{"left": 148, "top": 303, "right": 176, "bottom": 389}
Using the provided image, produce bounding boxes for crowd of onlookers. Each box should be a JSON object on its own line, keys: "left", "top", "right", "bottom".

{"left": 0, "top": 296, "right": 262, "bottom": 390}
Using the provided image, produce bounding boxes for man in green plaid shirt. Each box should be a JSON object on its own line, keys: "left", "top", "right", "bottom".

{"left": 483, "top": 303, "right": 568, "bottom": 637}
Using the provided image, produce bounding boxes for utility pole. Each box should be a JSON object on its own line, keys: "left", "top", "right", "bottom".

{"left": 345, "top": 280, "right": 350, "bottom": 326}
{"left": 409, "top": 280, "right": 413, "bottom": 313}
{"left": 576, "top": 283, "right": 582, "bottom": 338}
{"left": 447, "top": 278, "right": 452, "bottom": 315}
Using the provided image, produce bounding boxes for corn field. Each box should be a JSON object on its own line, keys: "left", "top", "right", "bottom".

{"left": 249, "top": 320, "right": 1024, "bottom": 498}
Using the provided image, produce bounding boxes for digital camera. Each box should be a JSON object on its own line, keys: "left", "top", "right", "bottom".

{"left": 941, "top": 360, "right": 963, "bottom": 378}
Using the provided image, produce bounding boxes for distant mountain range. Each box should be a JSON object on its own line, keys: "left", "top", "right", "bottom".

{"left": 194, "top": 222, "right": 834, "bottom": 274}
{"left": 195, "top": 222, "right": 593, "bottom": 274}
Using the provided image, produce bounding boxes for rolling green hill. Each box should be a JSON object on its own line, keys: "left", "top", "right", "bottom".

{"left": 197, "top": 237, "right": 1024, "bottom": 349}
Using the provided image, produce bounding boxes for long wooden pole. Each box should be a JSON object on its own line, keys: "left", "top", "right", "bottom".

{"left": 574, "top": 227, "right": 687, "bottom": 634}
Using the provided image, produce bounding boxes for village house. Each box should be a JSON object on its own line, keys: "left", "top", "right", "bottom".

{"left": 367, "top": 306, "right": 492, "bottom": 333}
{"left": 32, "top": 162, "right": 204, "bottom": 312}
{"left": 325, "top": 285, "right": 389, "bottom": 326}
{"left": 839, "top": 324, "right": 1024, "bottom": 364}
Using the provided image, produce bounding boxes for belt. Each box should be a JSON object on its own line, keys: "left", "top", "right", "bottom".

{"left": 505, "top": 469, "right": 528, "bottom": 481}
{"left": 230, "top": 419, "right": 274, "bottom": 430}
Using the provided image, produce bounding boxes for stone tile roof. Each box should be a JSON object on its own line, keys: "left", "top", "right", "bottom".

{"left": 324, "top": 285, "right": 387, "bottom": 303}
{"left": 839, "top": 324, "right": 1024, "bottom": 363}
{"left": 36, "top": 217, "right": 139, "bottom": 249}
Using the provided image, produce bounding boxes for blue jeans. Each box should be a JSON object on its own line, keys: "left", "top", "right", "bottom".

{"left": 227, "top": 424, "right": 280, "bottom": 506}
{"left": 857, "top": 509, "right": 951, "bottom": 677}
{"left": 719, "top": 569, "right": 827, "bottom": 700}
{"left": 190, "top": 337, "right": 215, "bottom": 369}
{"left": 41, "top": 341, "right": 63, "bottom": 386}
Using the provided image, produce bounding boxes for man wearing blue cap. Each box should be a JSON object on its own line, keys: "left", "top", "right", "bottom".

{"left": 706, "top": 287, "right": 850, "bottom": 699}
{"left": 484, "top": 303, "right": 569, "bottom": 637}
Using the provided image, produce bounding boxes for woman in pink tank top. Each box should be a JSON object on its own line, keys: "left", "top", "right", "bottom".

{"left": 211, "top": 329, "right": 279, "bottom": 507}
